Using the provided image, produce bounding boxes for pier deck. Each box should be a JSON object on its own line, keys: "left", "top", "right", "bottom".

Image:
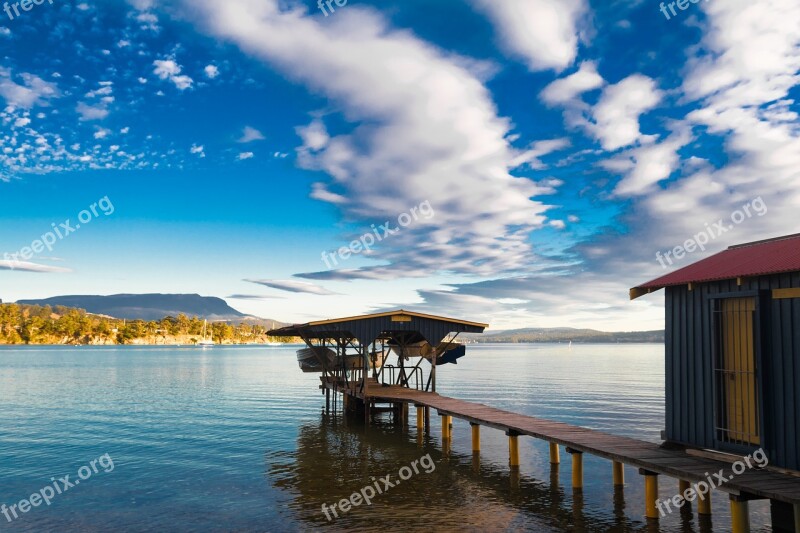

{"left": 326, "top": 378, "right": 800, "bottom": 506}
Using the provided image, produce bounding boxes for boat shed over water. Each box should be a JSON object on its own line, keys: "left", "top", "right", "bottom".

{"left": 269, "top": 309, "right": 487, "bottom": 395}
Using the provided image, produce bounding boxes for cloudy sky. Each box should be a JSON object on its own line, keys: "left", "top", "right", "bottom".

{"left": 0, "top": 0, "right": 798, "bottom": 330}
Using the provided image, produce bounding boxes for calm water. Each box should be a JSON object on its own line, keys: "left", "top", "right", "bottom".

{"left": 0, "top": 344, "right": 771, "bottom": 532}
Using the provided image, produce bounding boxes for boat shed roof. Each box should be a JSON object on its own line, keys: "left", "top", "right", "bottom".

{"left": 630, "top": 233, "right": 800, "bottom": 299}
{"left": 268, "top": 309, "right": 488, "bottom": 346}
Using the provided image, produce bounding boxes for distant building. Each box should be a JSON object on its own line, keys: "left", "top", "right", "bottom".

{"left": 632, "top": 233, "right": 800, "bottom": 530}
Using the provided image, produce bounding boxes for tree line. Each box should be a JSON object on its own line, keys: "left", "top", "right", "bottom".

{"left": 0, "top": 303, "right": 291, "bottom": 345}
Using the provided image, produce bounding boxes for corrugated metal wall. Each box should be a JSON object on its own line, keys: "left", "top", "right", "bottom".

{"left": 665, "top": 272, "right": 800, "bottom": 470}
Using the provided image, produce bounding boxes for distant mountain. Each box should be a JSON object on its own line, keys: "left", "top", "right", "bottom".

{"left": 17, "top": 294, "right": 264, "bottom": 322}
{"left": 467, "top": 327, "right": 664, "bottom": 344}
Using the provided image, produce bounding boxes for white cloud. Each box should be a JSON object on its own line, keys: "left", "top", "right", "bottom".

{"left": 472, "top": 0, "right": 588, "bottom": 72}
{"left": 245, "top": 278, "right": 338, "bottom": 295}
{"left": 14, "top": 117, "right": 30, "bottom": 127}
{"left": 136, "top": 12, "right": 159, "bottom": 31}
{"left": 190, "top": 144, "right": 205, "bottom": 157}
{"left": 296, "top": 119, "right": 328, "bottom": 152}
{"left": 238, "top": 151, "right": 254, "bottom": 160}
{"left": 509, "top": 138, "right": 570, "bottom": 169}
{"left": 540, "top": 61, "right": 605, "bottom": 106}
{"left": 185, "top": 0, "right": 556, "bottom": 280}
{"left": 591, "top": 75, "right": 662, "bottom": 151}
{"left": 0, "top": 260, "right": 71, "bottom": 273}
{"left": 0, "top": 70, "right": 59, "bottom": 108}
{"left": 153, "top": 59, "right": 193, "bottom": 90}
{"left": 204, "top": 64, "right": 220, "bottom": 79}
{"left": 0, "top": 27, "right": 10, "bottom": 37}
{"left": 76, "top": 102, "right": 109, "bottom": 121}
{"left": 238, "top": 126, "right": 264, "bottom": 143}
{"left": 613, "top": 127, "right": 692, "bottom": 197}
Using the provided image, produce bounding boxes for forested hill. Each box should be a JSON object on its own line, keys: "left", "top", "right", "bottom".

{"left": 469, "top": 327, "right": 664, "bottom": 343}
{"left": 17, "top": 293, "right": 248, "bottom": 321}
{"left": 0, "top": 303, "right": 291, "bottom": 345}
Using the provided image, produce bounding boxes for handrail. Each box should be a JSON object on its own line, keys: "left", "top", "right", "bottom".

{"left": 381, "top": 365, "right": 423, "bottom": 390}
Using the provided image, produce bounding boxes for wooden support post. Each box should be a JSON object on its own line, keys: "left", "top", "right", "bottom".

{"left": 679, "top": 479, "right": 690, "bottom": 494}
{"left": 612, "top": 461, "right": 624, "bottom": 487}
{"left": 441, "top": 415, "right": 450, "bottom": 441}
{"left": 549, "top": 442, "right": 560, "bottom": 464}
{"left": 416, "top": 405, "right": 424, "bottom": 432}
{"left": 508, "top": 433, "right": 520, "bottom": 468}
{"left": 569, "top": 449, "right": 583, "bottom": 490}
{"left": 640, "top": 470, "right": 659, "bottom": 520}
{"left": 698, "top": 490, "right": 712, "bottom": 515}
{"left": 730, "top": 497, "right": 751, "bottom": 533}
{"left": 795, "top": 503, "right": 800, "bottom": 533}
{"left": 424, "top": 406, "right": 430, "bottom": 433}
{"left": 471, "top": 423, "right": 480, "bottom": 453}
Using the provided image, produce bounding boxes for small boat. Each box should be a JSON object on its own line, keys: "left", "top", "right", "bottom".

{"left": 337, "top": 350, "right": 389, "bottom": 370}
{"left": 197, "top": 319, "right": 215, "bottom": 348}
{"left": 296, "top": 346, "right": 336, "bottom": 372}
{"left": 296, "top": 348, "right": 388, "bottom": 372}
{"left": 388, "top": 340, "right": 466, "bottom": 365}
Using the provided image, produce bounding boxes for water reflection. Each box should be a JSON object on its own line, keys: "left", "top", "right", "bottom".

{"left": 266, "top": 412, "right": 654, "bottom": 532}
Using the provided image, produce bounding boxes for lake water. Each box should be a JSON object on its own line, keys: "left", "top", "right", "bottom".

{"left": 0, "top": 344, "right": 772, "bottom": 532}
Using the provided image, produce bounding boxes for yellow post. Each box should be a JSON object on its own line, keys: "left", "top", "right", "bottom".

{"left": 441, "top": 415, "right": 450, "bottom": 441}
{"left": 795, "top": 503, "right": 800, "bottom": 533}
{"left": 471, "top": 423, "right": 480, "bottom": 453}
{"left": 794, "top": 503, "right": 800, "bottom": 531}
{"left": 416, "top": 406, "right": 424, "bottom": 431}
{"left": 571, "top": 451, "right": 583, "bottom": 489}
{"left": 697, "top": 490, "right": 712, "bottom": 515}
{"left": 678, "top": 479, "right": 690, "bottom": 494}
{"left": 730, "top": 498, "right": 750, "bottom": 533}
{"left": 644, "top": 473, "right": 659, "bottom": 519}
{"left": 508, "top": 434, "right": 520, "bottom": 468}
{"left": 612, "top": 461, "right": 624, "bottom": 487}
{"left": 549, "top": 442, "right": 560, "bottom": 464}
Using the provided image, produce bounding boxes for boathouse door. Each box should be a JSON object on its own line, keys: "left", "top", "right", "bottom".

{"left": 713, "top": 296, "right": 761, "bottom": 449}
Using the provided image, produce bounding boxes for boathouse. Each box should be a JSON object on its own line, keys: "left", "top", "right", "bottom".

{"left": 632, "top": 233, "right": 800, "bottom": 529}
{"left": 269, "top": 309, "right": 487, "bottom": 411}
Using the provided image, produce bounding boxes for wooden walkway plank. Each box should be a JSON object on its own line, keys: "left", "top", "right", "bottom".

{"left": 327, "top": 380, "right": 800, "bottom": 505}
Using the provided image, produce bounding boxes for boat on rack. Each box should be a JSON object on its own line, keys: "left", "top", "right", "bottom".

{"left": 296, "top": 347, "right": 389, "bottom": 372}
{"left": 388, "top": 340, "right": 466, "bottom": 365}
{"left": 296, "top": 347, "right": 336, "bottom": 373}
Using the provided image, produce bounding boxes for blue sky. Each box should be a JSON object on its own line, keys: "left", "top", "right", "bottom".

{"left": 1, "top": 0, "right": 798, "bottom": 330}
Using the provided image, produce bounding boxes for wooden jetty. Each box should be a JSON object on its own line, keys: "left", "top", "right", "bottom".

{"left": 270, "top": 309, "right": 800, "bottom": 533}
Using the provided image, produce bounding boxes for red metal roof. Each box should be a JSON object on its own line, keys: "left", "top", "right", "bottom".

{"left": 631, "top": 233, "right": 800, "bottom": 299}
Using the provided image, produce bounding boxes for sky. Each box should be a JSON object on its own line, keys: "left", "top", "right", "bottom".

{"left": 0, "top": 0, "right": 798, "bottom": 331}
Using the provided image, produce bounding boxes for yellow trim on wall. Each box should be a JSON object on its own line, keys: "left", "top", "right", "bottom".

{"left": 773, "top": 288, "right": 800, "bottom": 299}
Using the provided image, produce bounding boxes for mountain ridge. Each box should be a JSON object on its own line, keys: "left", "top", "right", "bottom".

{"left": 16, "top": 293, "right": 276, "bottom": 323}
